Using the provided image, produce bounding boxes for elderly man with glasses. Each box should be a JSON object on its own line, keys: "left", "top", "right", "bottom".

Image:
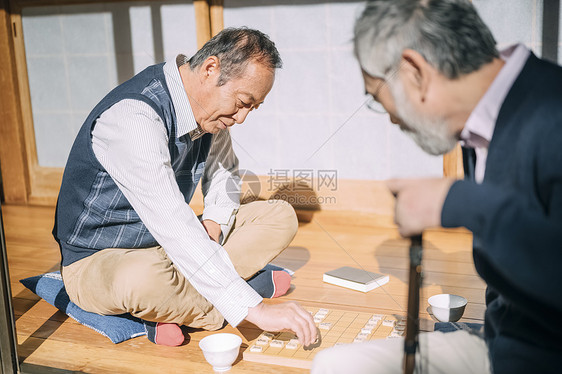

{"left": 313, "top": 1, "right": 562, "bottom": 373}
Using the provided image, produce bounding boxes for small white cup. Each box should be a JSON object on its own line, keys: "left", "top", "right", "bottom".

{"left": 428, "top": 294, "right": 467, "bottom": 322}
{"left": 199, "top": 333, "right": 243, "bottom": 372}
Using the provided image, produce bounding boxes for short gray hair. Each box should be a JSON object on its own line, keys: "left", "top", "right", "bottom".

{"left": 354, "top": 0, "right": 499, "bottom": 79}
{"left": 189, "top": 27, "right": 282, "bottom": 86}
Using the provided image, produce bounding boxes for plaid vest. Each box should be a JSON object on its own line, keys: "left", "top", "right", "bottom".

{"left": 54, "top": 63, "right": 212, "bottom": 266}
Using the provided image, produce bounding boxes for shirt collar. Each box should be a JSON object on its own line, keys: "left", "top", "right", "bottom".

{"left": 460, "top": 44, "right": 530, "bottom": 149}
{"left": 163, "top": 55, "right": 200, "bottom": 138}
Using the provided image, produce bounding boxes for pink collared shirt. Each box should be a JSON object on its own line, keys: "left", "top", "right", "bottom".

{"left": 460, "top": 44, "right": 530, "bottom": 183}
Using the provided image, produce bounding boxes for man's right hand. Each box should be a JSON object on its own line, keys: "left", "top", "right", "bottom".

{"left": 245, "top": 302, "right": 318, "bottom": 346}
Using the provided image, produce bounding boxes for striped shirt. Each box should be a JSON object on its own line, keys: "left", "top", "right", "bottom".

{"left": 91, "top": 57, "right": 262, "bottom": 327}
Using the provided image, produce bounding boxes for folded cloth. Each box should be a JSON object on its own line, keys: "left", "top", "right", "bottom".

{"left": 20, "top": 272, "right": 146, "bottom": 344}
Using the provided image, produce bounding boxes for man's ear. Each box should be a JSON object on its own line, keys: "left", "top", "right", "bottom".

{"left": 400, "top": 49, "right": 433, "bottom": 104}
{"left": 200, "top": 56, "right": 220, "bottom": 82}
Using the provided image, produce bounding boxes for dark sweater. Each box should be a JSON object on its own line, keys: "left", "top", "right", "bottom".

{"left": 442, "top": 54, "right": 562, "bottom": 374}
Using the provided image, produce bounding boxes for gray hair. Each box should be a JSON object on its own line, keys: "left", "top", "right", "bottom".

{"left": 188, "top": 27, "right": 282, "bottom": 86}
{"left": 354, "top": 0, "right": 499, "bottom": 79}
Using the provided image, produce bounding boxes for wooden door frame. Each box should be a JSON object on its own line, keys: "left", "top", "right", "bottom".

{"left": 0, "top": 0, "right": 215, "bottom": 206}
{"left": 0, "top": 0, "right": 459, "bottom": 206}
{"left": 0, "top": 0, "right": 29, "bottom": 205}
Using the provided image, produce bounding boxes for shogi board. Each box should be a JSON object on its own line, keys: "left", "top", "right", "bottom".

{"left": 243, "top": 307, "right": 406, "bottom": 369}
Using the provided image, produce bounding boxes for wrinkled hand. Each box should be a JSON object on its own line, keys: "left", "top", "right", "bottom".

{"left": 245, "top": 302, "right": 318, "bottom": 346}
{"left": 386, "top": 178, "right": 455, "bottom": 237}
{"left": 201, "top": 219, "right": 221, "bottom": 243}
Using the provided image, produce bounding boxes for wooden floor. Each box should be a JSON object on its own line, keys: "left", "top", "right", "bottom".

{"left": 3, "top": 204, "right": 485, "bottom": 373}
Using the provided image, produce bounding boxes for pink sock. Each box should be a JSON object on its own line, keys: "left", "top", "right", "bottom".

{"left": 153, "top": 323, "right": 184, "bottom": 346}
{"left": 271, "top": 270, "right": 292, "bottom": 298}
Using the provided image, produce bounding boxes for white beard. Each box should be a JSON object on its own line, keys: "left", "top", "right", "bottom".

{"left": 388, "top": 79, "right": 457, "bottom": 156}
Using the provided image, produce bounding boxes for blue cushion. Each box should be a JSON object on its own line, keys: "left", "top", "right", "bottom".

{"left": 20, "top": 272, "right": 146, "bottom": 344}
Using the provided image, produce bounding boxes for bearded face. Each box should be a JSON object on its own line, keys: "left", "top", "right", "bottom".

{"left": 388, "top": 78, "right": 457, "bottom": 156}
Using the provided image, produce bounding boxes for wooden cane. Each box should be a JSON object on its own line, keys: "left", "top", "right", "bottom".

{"left": 403, "top": 234, "right": 423, "bottom": 374}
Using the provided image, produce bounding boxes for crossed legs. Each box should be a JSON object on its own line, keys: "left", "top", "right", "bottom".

{"left": 61, "top": 200, "right": 298, "bottom": 331}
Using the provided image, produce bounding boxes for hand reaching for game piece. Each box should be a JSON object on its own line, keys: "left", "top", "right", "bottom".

{"left": 245, "top": 302, "right": 318, "bottom": 346}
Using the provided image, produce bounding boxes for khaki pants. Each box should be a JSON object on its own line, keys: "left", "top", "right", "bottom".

{"left": 61, "top": 200, "right": 298, "bottom": 330}
{"left": 311, "top": 330, "right": 491, "bottom": 374}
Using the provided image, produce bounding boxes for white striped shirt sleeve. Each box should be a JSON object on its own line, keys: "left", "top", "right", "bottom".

{"left": 91, "top": 99, "right": 262, "bottom": 327}
{"left": 201, "top": 129, "right": 241, "bottom": 225}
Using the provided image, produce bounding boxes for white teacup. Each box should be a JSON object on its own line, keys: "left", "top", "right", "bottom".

{"left": 428, "top": 294, "right": 467, "bottom": 322}
{"left": 199, "top": 333, "right": 242, "bottom": 372}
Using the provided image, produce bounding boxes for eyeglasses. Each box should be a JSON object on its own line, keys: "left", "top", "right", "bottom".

{"left": 363, "top": 61, "right": 405, "bottom": 115}
{"left": 364, "top": 74, "right": 390, "bottom": 114}
{"left": 365, "top": 95, "right": 387, "bottom": 114}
